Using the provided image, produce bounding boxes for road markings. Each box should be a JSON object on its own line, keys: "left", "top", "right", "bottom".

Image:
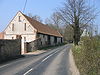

{"left": 42, "top": 54, "right": 53, "bottom": 62}
{"left": 42, "top": 50, "right": 59, "bottom": 62}
{"left": 23, "top": 68, "right": 33, "bottom": 75}
{"left": 0, "top": 57, "right": 26, "bottom": 69}
{"left": 54, "top": 50, "right": 59, "bottom": 54}
{"left": 23, "top": 50, "right": 60, "bottom": 75}
{"left": 0, "top": 64, "right": 10, "bottom": 69}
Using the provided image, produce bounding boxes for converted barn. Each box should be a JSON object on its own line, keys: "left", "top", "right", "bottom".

{"left": 3, "top": 11, "right": 63, "bottom": 54}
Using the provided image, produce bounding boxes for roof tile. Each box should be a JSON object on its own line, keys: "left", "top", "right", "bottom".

{"left": 22, "top": 13, "right": 62, "bottom": 37}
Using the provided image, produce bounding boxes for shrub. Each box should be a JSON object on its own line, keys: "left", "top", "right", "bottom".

{"left": 73, "top": 36, "right": 100, "bottom": 75}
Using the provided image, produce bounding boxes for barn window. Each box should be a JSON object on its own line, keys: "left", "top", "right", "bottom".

{"left": 18, "top": 16, "right": 21, "bottom": 22}
{"left": 24, "top": 23, "right": 26, "bottom": 31}
{"left": 12, "top": 23, "right": 14, "bottom": 31}
{"left": 54, "top": 36, "right": 57, "bottom": 44}
{"left": 41, "top": 41, "right": 42, "bottom": 45}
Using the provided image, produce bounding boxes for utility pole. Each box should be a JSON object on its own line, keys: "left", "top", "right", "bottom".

{"left": 23, "top": 0, "right": 27, "bottom": 13}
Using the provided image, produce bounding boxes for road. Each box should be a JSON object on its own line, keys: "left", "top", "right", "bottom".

{"left": 0, "top": 44, "right": 72, "bottom": 75}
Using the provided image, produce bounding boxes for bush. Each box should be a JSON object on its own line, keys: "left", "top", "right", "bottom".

{"left": 73, "top": 36, "right": 100, "bottom": 75}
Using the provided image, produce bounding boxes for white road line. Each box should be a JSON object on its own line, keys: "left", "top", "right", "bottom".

{"left": 23, "top": 50, "right": 60, "bottom": 75}
{"left": 0, "top": 64, "right": 10, "bottom": 69}
{"left": 54, "top": 50, "right": 59, "bottom": 54}
{"left": 42, "top": 54, "right": 53, "bottom": 62}
{"left": 42, "top": 50, "right": 59, "bottom": 62}
{"left": 0, "top": 57, "right": 25, "bottom": 69}
{"left": 23, "top": 68, "right": 33, "bottom": 75}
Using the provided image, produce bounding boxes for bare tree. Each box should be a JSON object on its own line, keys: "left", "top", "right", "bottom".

{"left": 28, "top": 13, "right": 42, "bottom": 22}
{"left": 63, "top": 26, "right": 74, "bottom": 42}
{"left": 58, "top": 0, "right": 97, "bottom": 45}
{"left": 45, "top": 12, "right": 65, "bottom": 35}
{"left": 45, "top": 18, "right": 52, "bottom": 25}
{"left": 51, "top": 12, "right": 63, "bottom": 29}
{"left": 45, "top": 18, "right": 57, "bottom": 30}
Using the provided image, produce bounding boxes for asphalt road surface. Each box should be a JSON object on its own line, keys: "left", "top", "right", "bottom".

{"left": 0, "top": 44, "right": 72, "bottom": 75}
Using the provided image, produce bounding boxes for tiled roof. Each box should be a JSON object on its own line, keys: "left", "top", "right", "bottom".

{"left": 22, "top": 13, "right": 63, "bottom": 37}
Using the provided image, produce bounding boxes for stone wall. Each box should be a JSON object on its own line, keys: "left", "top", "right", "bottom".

{"left": 0, "top": 39, "right": 21, "bottom": 62}
{"left": 25, "top": 36, "right": 63, "bottom": 52}
{"left": 25, "top": 38, "right": 42, "bottom": 52}
{"left": 37, "top": 33, "right": 63, "bottom": 46}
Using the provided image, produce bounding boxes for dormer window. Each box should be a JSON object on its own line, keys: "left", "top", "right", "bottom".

{"left": 18, "top": 16, "right": 21, "bottom": 22}
{"left": 12, "top": 23, "right": 14, "bottom": 31}
{"left": 24, "top": 23, "right": 26, "bottom": 31}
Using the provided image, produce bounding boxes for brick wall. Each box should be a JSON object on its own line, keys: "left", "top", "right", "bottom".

{"left": 0, "top": 39, "right": 21, "bottom": 62}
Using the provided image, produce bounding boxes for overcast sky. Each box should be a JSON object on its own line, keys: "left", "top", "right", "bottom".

{"left": 0, "top": 0, "right": 100, "bottom": 34}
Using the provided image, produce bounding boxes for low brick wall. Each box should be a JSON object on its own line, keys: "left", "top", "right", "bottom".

{"left": 0, "top": 39, "right": 21, "bottom": 62}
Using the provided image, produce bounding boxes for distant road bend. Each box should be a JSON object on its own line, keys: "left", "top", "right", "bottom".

{"left": 0, "top": 44, "right": 72, "bottom": 75}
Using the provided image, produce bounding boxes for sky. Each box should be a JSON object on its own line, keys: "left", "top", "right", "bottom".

{"left": 0, "top": 0, "right": 100, "bottom": 34}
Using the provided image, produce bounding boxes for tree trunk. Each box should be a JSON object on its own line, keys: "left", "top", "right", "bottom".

{"left": 73, "top": 26, "right": 81, "bottom": 45}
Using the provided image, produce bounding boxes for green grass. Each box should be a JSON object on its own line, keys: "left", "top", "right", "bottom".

{"left": 72, "top": 36, "right": 100, "bottom": 75}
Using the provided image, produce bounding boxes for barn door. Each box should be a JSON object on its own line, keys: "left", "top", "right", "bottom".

{"left": 47, "top": 35, "right": 51, "bottom": 45}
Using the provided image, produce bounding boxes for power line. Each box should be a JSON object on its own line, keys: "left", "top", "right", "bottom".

{"left": 23, "top": 0, "right": 27, "bottom": 13}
